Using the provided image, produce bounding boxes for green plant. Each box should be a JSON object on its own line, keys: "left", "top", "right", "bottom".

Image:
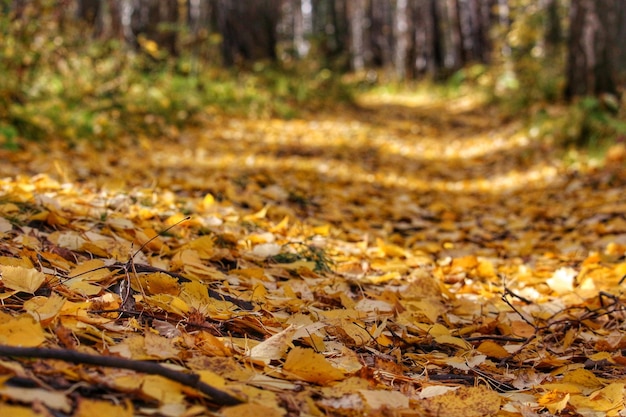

{"left": 272, "top": 241, "right": 334, "bottom": 273}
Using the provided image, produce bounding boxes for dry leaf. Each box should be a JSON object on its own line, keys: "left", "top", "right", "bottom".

{"left": 249, "top": 325, "right": 297, "bottom": 364}
{"left": 423, "top": 386, "right": 501, "bottom": 417}
{"left": 0, "top": 312, "right": 46, "bottom": 347}
{"left": 358, "top": 389, "right": 409, "bottom": 410}
{"left": 0, "top": 265, "right": 45, "bottom": 293}
{"left": 283, "top": 347, "right": 345, "bottom": 384}
{"left": 0, "top": 386, "right": 71, "bottom": 412}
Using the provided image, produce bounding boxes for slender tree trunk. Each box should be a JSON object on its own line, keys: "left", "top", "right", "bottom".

{"left": 618, "top": 3, "right": 626, "bottom": 72}
{"left": 445, "top": 0, "right": 462, "bottom": 70}
{"left": 393, "top": 0, "right": 410, "bottom": 79}
{"left": 369, "top": 0, "right": 393, "bottom": 69}
{"left": 347, "top": 0, "right": 367, "bottom": 71}
{"left": 76, "top": 0, "right": 100, "bottom": 26}
{"left": 565, "top": 0, "right": 620, "bottom": 98}
{"left": 412, "top": 0, "right": 438, "bottom": 76}
{"left": 543, "top": 0, "right": 562, "bottom": 53}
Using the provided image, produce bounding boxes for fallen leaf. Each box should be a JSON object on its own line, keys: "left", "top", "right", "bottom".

{"left": 74, "top": 398, "right": 133, "bottom": 417}
{"left": 0, "top": 312, "right": 46, "bottom": 347}
{"left": 249, "top": 325, "right": 297, "bottom": 365}
{"left": 358, "top": 389, "right": 409, "bottom": 410}
{"left": 221, "top": 403, "right": 285, "bottom": 417}
{"left": 538, "top": 390, "right": 570, "bottom": 415}
{"left": 24, "top": 293, "right": 66, "bottom": 325}
{"left": 0, "top": 386, "right": 71, "bottom": 412}
{"left": 477, "top": 340, "right": 510, "bottom": 359}
{"left": 283, "top": 347, "right": 345, "bottom": 385}
{"left": 0, "top": 265, "right": 46, "bottom": 293}
{"left": 423, "top": 385, "right": 501, "bottom": 417}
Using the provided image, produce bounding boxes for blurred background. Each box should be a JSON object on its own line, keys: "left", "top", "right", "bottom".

{"left": 0, "top": 0, "right": 624, "bottom": 152}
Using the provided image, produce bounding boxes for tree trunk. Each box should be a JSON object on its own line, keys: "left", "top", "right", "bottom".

{"left": 412, "top": 0, "right": 438, "bottom": 76}
{"left": 618, "top": 3, "right": 626, "bottom": 72}
{"left": 565, "top": 0, "right": 620, "bottom": 98}
{"left": 393, "top": 0, "right": 410, "bottom": 79}
{"left": 543, "top": 0, "right": 562, "bottom": 53}
{"left": 347, "top": 0, "right": 367, "bottom": 71}
{"left": 369, "top": 0, "right": 393, "bottom": 69}
{"left": 217, "top": 0, "right": 280, "bottom": 66}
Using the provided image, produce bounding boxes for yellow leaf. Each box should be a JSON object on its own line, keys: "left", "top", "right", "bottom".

{"left": 403, "top": 299, "right": 445, "bottom": 323}
{"left": 538, "top": 390, "right": 570, "bottom": 414}
{"left": 364, "top": 271, "right": 401, "bottom": 284}
{"left": 145, "top": 294, "right": 190, "bottom": 316}
{"left": 187, "top": 235, "right": 216, "bottom": 257}
{"left": 221, "top": 403, "right": 285, "bottom": 417}
{"left": 477, "top": 340, "right": 509, "bottom": 359}
{"left": 108, "top": 334, "right": 149, "bottom": 360}
{"left": 562, "top": 368, "right": 604, "bottom": 391}
{"left": 313, "top": 224, "right": 330, "bottom": 236}
{"left": 68, "top": 259, "right": 112, "bottom": 281}
{"left": 249, "top": 325, "right": 297, "bottom": 365}
{"left": 376, "top": 238, "right": 408, "bottom": 258}
{"left": 74, "top": 398, "right": 133, "bottom": 417}
{"left": 434, "top": 335, "right": 471, "bottom": 350}
{"left": 244, "top": 206, "right": 269, "bottom": 220}
{"left": 0, "top": 312, "right": 46, "bottom": 347}
{"left": 24, "top": 293, "right": 66, "bottom": 325}
{"left": 141, "top": 375, "right": 185, "bottom": 404}
{"left": 0, "top": 404, "right": 38, "bottom": 417}
{"left": 0, "top": 265, "right": 45, "bottom": 293}
{"left": 135, "top": 227, "right": 167, "bottom": 252}
{"left": 233, "top": 267, "right": 266, "bottom": 280}
{"left": 283, "top": 347, "right": 345, "bottom": 385}
{"left": 165, "top": 213, "right": 188, "bottom": 227}
{"left": 588, "top": 351, "right": 613, "bottom": 362}
{"left": 476, "top": 259, "right": 496, "bottom": 279}
{"left": 569, "top": 383, "right": 624, "bottom": 413}
{"left": 197, "top": 369, "right": 227, "bottom": 388}
{"left": 427, "top": 323, "right": 450, "bottom": 337}
{"left": 179, "top": 280, "right": 211, "bottom": 308}
{"left": 0, "top": 256, "right": 33, "bottom": 268}
{"left": 194, "top": 331, "right": 231, "bottom": 356}
{"left": 134, "top": 272, "right": 180, "bottom": 295}
{"left": 424, "top": 386, "right": 501, "bottom": 417}
{"left": 202, "top": 193, "right": 215, "bottom": 208}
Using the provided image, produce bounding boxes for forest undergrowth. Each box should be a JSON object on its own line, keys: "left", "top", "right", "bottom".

{"left": 1, "top": 91, "right": 626, "bottom": 416}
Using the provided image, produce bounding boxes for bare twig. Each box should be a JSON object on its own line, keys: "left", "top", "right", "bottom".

{"left": 463, "top": 335, "right": 527, "bottom": 343}
{"left": 0, "top": 345, "right": 243, "bottom": 406}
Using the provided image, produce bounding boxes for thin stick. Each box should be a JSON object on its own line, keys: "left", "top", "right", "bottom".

{"left": 0, "top": 345, "right": 242, "bottom": 406}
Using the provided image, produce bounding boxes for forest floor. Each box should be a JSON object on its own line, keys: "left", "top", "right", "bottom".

{"left": 1, "top": 91, "right": 626, "bottom": 416}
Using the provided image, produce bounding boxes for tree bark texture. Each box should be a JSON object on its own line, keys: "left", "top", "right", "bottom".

{"left": 565, "top": 0, "right": 620, "bottom": 98}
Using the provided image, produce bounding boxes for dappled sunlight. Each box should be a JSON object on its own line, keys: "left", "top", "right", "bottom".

{"left": 2, "top": 92, "right": 626, "bottom": 417}
{"left": 153, "top": 133, "right": 559, "bottom": 194}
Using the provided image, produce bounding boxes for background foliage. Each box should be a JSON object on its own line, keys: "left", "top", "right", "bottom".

{"left": 0, "top": 0, "right": 625, "bottom": 153}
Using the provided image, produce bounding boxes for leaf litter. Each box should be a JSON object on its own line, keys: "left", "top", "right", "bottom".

{"left": 0, "top": 94, "right": 626, "bottom": 416}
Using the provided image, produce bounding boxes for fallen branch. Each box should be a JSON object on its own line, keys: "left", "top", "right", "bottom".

{"left": 0, "top": 345, "right": 243, "bottom": 406}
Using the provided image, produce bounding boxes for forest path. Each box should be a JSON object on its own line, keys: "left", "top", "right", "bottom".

{"left": 2, "top": 92, "right": 626, "bottom": 415}
{"left": 4, "top": 90, "right": 617, "bottom": 261}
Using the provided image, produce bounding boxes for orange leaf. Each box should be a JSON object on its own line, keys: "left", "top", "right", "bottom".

{"left": 477, "top": 340, "right": 509, "bottom": 359}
